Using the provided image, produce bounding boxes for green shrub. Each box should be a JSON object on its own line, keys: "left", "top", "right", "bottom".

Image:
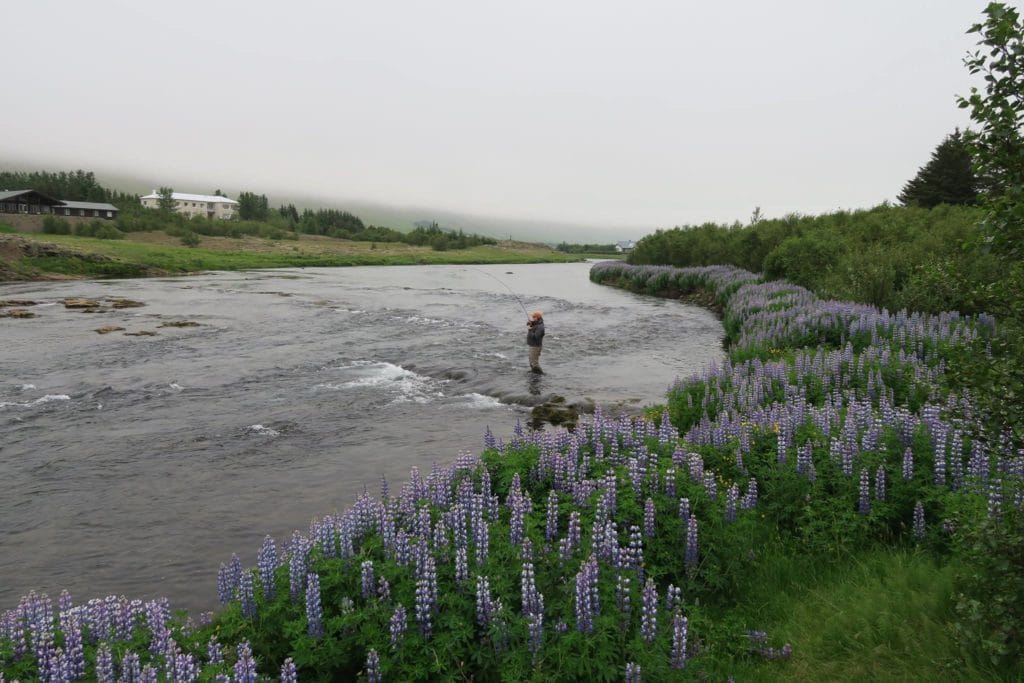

{"left": 42, "top": 216, "right": 71, "bottom": 234}
{"left": 180, "top": 231, "right": 201, "bottom": 247}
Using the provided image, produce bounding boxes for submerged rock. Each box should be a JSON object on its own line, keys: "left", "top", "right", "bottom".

{"left": 0, "top": 299, "right": 37, "bottom": 307}
{"left": 530, "top": 395, "right": 580, "bottom": 429}
{"left": 63, "top": 297, "right": 101, "bottom": 309}
{"left": 124, "top": 330, "right": 157, "bottom": 336}
{"left": 108, "top": 298, "right": 145, "bottom": 308}
{"left": 158, "top": 320, "right": 200, "bottom": 328}
{"left": 0, "top": 308, "right": 35, "bottom": 318}
{"left": 95, "top": 326, "right": 126, "bottom": 334}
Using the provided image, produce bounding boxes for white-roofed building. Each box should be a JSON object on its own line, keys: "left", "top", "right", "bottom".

{"left": 141, "top": 191, "right": 239, "bottom": 220}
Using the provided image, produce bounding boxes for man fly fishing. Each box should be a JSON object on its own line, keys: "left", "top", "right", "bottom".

{"left": 526, "top": 311, "right": 545, "bottom": 374}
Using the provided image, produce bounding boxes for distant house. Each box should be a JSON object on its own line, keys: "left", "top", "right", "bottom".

{"left": 0, "top": 189, "right": 63, "bottom": 216}
{"left": 56, "top": 200, "right": 119, "bottom": 220}
{"left": 141, "top": 191, "right": 239, "bottom": 220}
{"left": 615, "top": 240, "right": 636, "bottom": 253}
{"left": 0, "top": 190, "right": 118, "bottom": 220}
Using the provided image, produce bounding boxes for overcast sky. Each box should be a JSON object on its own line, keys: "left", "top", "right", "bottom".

{"left": 4, "top": 1, "right": 993, "bottom": 232}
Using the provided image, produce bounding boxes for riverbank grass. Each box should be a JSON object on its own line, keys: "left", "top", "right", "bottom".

{"left": 7, "top": 231, "right": 582, "bottom": 279}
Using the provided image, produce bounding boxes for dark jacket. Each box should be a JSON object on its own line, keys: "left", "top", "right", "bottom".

{"left": 527, "top": 318, "right": 545, "bottom": 347}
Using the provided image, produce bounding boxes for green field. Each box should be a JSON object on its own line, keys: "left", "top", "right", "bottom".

{"left": 2, "top": 231, "right": 584, "bottom": 280}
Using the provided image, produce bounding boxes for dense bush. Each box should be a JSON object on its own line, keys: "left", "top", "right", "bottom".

{"left": 74, "top": 220, "right": 124, "bottom": 240}
{"left": 42, "top": 216, "right": 71, "bottom": 234}
{"left": 628, "top": 204, "right": 993, "bottom": 315}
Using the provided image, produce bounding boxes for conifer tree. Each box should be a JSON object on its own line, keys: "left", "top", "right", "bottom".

{"left": 897, "top": 129, "right": 978, "bottom": 208}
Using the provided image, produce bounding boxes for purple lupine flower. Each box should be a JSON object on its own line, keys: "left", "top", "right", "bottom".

{"left": 703, "top": 471, "right": 718, "bottom": 500}
{"left": 913, "top": 501, "right": 926, "bottom": 540}
{"left": 545, "top": 489, "right": 559, "bottom": 541}
{"left": 678, "top": 497, "right": 690, "bottom": 525}
{"left": 280, "top": 658, "right": 298, "bottom": 683}
{"left": 233, "top": 641, "right": 258, "bottom": 683}
{"left": 53, "top": 609, "right": 84, "bottom": 680}
{"left": 217, "top": 563, "right": 233, "bottom": 605}
{"left": 288, "top": 534, "right": 309, "bottom": 602}
{"left": 258, "top": 535, "right": 278, "bottom": 601}
{"left": 641, "top": 578, "right": 658, "bottom": 643}
{"left": 625, "top": 661, "right": 642, "bottom": 683}
{"left": 902, "top": 447, "right": 914, "bottom": 481}
{"left": 574, "top": 556, "right": 599, "bottom": 633}
{"left": 858, "top": 469, "right": 870, "bottom": 515}
{"left": 306, "top": 572, "right": 323, "bottom": 638}
{"left": 172, "top": 648, "right": 201, "bottom": 682}
{"left": 140, "top": 664, "right": 159, "bottom": 683}
{"left": 144, "top": 599, "right": 171, "bottom": 658}
{"left": 685, "top": 516, "right": 699, "bottom": 572}
{"left": 455, "top": 546, "right": 469, "bottom": 586}
{"left": 725, "top": 483, "right": 739, "bottom": 523}
{"left": 415, "top": 576, "right": 433, "bottom": 637}
{"left": 615, "top": 574, "right": 631, "bottom": 616}
{"left": 484, "top": 425, "right": 496, "bottom": 449}
{"left": 665, "top": 468, "right": 677, "bottom": 497}
{"left": 96, "top": 643, "right": 114, "bottom": 683}
{"left": 509, "top": 491, "right": 528, "bottom": 547}
{"left": 432, "top": 517, "right": 449, "bottom": 551}
{"left": 366, "top": 649, "right": 382, "bottom": 683}
{"left": 521, "top": 559, "right": 542, "bottom": 616}
{"left": 378, "top": 576, "right": 391, "bottom": 602}
{"left": 239, "top": 571, "right": 256, "bottom": 620}
{"left": 476, "top": 575, "right": 495, "bottom": 628}
{"left": 875, "top": 465, "right": 886, "bottom": 501}
{"left": 741, "top": 477, "right": 758, "bottom": 509}
{"left": 121, "top": 651, "right": 142, "bottom": 682}
{"left": 665, "top": 584, "right": 682, "bottom": 612}
{"left": 644, "top": 497, "right": 656, "bottom": 537}
{"left": 987, "top": 479, "right": 1002, "bottom": 520}
{"left": 390, "top": 605, "right": 407, "bottom": 649}
{"left": 670, "top": 611, "right": 688, "bottom": 669}
{"left": 207, "top": 635, "right": 224, "bottom": 664}
{"left": 471, "top": 494, "right": 490, "bottom": 567}
{"left": 526, "top": 595, "right": 544, "bottom": 663}
{"left": 362, "top": 560, "right": 376, "bottom": 600}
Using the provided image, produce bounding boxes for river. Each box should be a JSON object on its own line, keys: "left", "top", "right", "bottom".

{"left": 0, "top": 262, "right": 723, "bottom": 613}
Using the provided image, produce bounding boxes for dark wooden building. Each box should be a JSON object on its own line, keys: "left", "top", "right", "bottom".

{"left": 0, "top": 189, "right": 62, "bottom": 215}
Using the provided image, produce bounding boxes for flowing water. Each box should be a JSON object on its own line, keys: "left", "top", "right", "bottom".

{"left": 0, "top": 262, "right": 723, "bottom": 613}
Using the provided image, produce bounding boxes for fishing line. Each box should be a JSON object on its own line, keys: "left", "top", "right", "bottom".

{"left": 462, "top": 266, "right": 531, "bottom": 319}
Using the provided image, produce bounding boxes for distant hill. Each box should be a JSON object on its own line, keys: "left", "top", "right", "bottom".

{"left": 3, "top": 160, "right": 646, "bottom": 245}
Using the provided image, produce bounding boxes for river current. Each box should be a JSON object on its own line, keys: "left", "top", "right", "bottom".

{"left": 0, "top": 262, "right": 723, "bottom": 613}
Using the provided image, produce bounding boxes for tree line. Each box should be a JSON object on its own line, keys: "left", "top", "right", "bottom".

{"left": 13, "top": 180, "right": 497, "bottom": 251}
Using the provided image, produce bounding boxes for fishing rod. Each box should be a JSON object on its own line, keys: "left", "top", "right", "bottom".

{"left": 463, "top": 266, "right": 531, "bottom": 319}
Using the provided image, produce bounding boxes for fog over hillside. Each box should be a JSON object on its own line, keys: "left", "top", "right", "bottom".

{"left": 4, "top": 159, "right": 647, "bottom": 244}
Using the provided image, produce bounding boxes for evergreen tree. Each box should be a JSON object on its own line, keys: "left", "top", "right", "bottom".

{"left": 898, "top": 130, "right": 978, "bottom": 208}
{"left": 237, "top": 191, "right": 270, "bottom": 221}
{"left": 157, "top": 187, "right": 176, "bottom": 213}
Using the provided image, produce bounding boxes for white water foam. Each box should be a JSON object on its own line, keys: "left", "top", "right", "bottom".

{"left": 0, "top": 394, "right": 72, "bottom": 409}
{"left": 168, "top": 383, "right": 183, "bottom": 392}
{"left": 455, "top": 393, "right": 504, "bottom": 409}
{"left": 19, "top": 384, "right": 36, "bottom": 391}
{"left": 319, "top": 361, "right": 445, "bottom": 404}
{"left": 245, "top": 424, "right": 280, "bottom": 437}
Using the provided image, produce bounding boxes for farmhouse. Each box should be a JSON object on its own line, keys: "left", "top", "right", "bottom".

{"left": 0, "top": 190, "right": 119, "bottom": 220}
{"left": 0, "top": 189, "right": 63, "bottom": 215}
{"left": 615, "top": 240, "right": 636, "bottom": 253}
{"left": 141, "top": 191, "right": 238, "bottom": 220}
{"left": 56, "top": 200, "right": 119, "bottom": 220}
